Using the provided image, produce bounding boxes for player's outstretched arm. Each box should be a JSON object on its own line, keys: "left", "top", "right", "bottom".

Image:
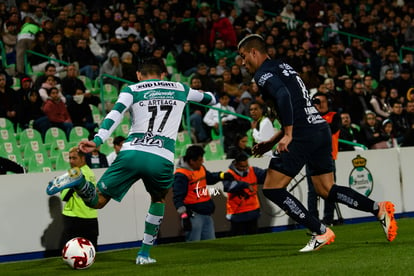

{"left": 79, "top": 140, "right": 97, "bottom": 153}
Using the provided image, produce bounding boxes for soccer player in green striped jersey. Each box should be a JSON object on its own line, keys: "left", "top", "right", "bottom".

{"left": 47, "top": 58, "right": 216, "bottom": 264}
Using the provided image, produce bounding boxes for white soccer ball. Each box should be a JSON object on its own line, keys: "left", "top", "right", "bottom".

{"left": 62, "top": 237, "right": 96, "bottom": 269}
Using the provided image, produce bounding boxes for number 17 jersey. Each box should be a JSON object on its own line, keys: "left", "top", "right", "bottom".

{"left": 93, "top": 79, "right": 216, "bottom": 162}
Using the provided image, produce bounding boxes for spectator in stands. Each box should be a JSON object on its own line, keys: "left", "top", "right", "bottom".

{"left": 339, "top": 112, "right": 362, "bottom": 151}
{"left": 19, "top": 89, "right": 50, "bottom": 139}
{"left": 325, "top": 56, "right": 338, "bottom": 80}
{"left": 67, "top": 87, "right": 99, "bottom": 135}
{"left": 222, "top": 69, "right": 242, "bottom": 98}
{"left": 42, "top": 86, "right": 73, "bottom": 140}
{"left": 195, "top": 43, "right": 216, "bottom": 69}
{"left": 115, "top": 18, "right": 140, "bottom": 43}
{"left": 29, "top": 31, "right": 50, "bottom": 73}
{"left": 60, "top": 64, "right": 87, "bottom": 99}
{"left": 395, "top": 68, "right": 414, "bottom": 101}
{"left": 85, "top": 147, "right": 108, "bottom": 169}
{"left": 226, "top": 132, "right": 252, "bottom": 159}
{"left": 176, "top": 40, "right": 198, "bottom": 77}
{"left": 388, "top": 88, "right": 403, "bottom": 107}
{"left": 380, "top": 51, "right": 401, "bottom": 81}
{"left": 95, "top": 23, "right": 111, "bottom": 55}
{"left": 1, "top": 21, "right": 18, "bottom": 66}
{"left": 337, "top": 53, "right": 361, "bottom": 82}
{"left": 33, "top": 63, "right": 61, "bottom": 92}
{"left": 401, "top": 101, "right": 414, "bottom": 147}
{"left": 106, "top": 135, "right": 126, "bottom": 166}
{"left": 120, "top": 51, "right": 137, "bottom": 83}
{"left": 389, "top": 101, "right": 410, "bottom": 145}
{"left": 70, "top": 38, "right": 99, "bottom": 80}
{"left": 381, "top": 119, "right": 398, "bottom": 148}
{"left": 82, "top": 27, "right": 106, "bottom": 64}
{"left": 360, "top": 111, "right": 389, "bottom": 149}
{"left": 369, "top": 85, "right": 392, "bottom": 122}
{"left": 141, "top": 30, "right": 158, "bottom": 56}
{"left": 48, "top": 43, "right": 71, "bottom": 77}
{"left": 379, "top": 68, "right": 397, "bottom": 94}
{"left": 344, "top": 38, "right": 370, "bottom": 71}
{"left": 0, "top": 72, "right": 18, "bottom": 127}
{"left": 211, "top": 38, "right": 237, "bottom": 66}
{"left": 193, "top": 63, "right": 217, "bottom": 93}
{"left": 38, "top": 75, "right": 65, "bottom": 103}
{"left": 16, "top": 16, "right": 41, "bottom": 76}
{"left": 188, "top": 76, "right": 210, "bottom": 143}
{"left": 249, "top": 101, "right": 275, "bottom": 157}
{"left": 203, "top": 93, "right": 238, "bottom": 152}
{"left": 100, "top": 49, "right": 123, "bottom": 89}
{"left": 345, "top": 81, "right": 371, "bottom": 125}
{"left": 236, "top": 89, "right": 253, "bottom": 117}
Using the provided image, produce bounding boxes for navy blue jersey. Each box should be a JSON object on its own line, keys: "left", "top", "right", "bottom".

{"left": 254, "top": 59, "right": 328, "bottom": 136}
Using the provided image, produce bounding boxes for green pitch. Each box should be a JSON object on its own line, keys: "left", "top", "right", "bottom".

{"left": 2, "top": 218, "right": 413, "bottom": 275}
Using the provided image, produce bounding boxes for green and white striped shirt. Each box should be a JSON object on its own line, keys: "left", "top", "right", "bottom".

{"left": 93, "top": 79, "right": 215, "bottom": 162}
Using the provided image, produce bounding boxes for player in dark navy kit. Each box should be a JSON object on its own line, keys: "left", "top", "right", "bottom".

{"left": 237, "top": 34, "right": 397, "bottom": 252}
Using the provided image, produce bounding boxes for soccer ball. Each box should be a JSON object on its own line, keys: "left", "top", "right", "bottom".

{"left": 62, "top": 237, "right": 96, "bottom": 269}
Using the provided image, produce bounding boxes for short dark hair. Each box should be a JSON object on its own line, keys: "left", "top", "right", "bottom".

{"left": 183, "top": 145, "right": 205, "bottom": 162}
{"left": 113, "top": 135, "right": 126, "bottom": 146}
{"left": 237, "top": 34, "right": 266, "bottom": 53}
{"left": 234, "top": 152, "right": 249, "bottom": 163}
{"left": 137, "top": 57, "right": 167, "bottom": 75}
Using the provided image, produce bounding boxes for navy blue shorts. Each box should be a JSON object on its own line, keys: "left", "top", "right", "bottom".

{"left": 268, "top": 126, "right": 334, "bottom": 177}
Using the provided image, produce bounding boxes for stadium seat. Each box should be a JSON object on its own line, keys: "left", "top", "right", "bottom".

{"left": 69, "top": 126, "right": 90, "bottom": 143}
{"left": 22, "top": 140, "right": 48, "bottom": 165}
{"left": 102, "top": 83, "right": 119, "bottom": 103}
{"left": 18, "top": 128, "right": 43, "bottom": 146}
{"left": 90, "top": 104, "right": 103, "bottom": 125}
{"left": 27, "top": 152, "right": 53, "bottom": 173}
{"left": 54, "top": 151, "right": 70, "bottom": 171}
{"left": 204, "top": 140, "right": 225, "bottom": 161}
{"left": 49, "top": 138, "right": 70, "bottom": 164}
{"left": 245, "top": 128, "right": 254, "bottom": 148}
{"left": 11, "top": 77, "right": 20, "bottom": 91}
{"left": 0, "top": 117, "right": 15, "bottom": 132}
{"left": 0, "top": 128, "right": 17, "bottom": 144}
{"left": 78, "top": 75, "right": 95, "bottom": 93}
{"left": 44, "top": 127, "right": 67, "bottom": 149}
{"left": 0, "top": 140, "right": 20, "bottom": 156}
{"left": 166, "top": 51, "right": 177, "bottom": 74}
{"left": 175, "top": 131, "right": 192, "bottom": 155}
{"left": 99, "top": 136, "right": 114, "bottom": 155}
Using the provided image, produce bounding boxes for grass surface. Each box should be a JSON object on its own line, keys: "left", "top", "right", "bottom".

{"left": 2, "top": 218, "right": 413, "bottom": 275}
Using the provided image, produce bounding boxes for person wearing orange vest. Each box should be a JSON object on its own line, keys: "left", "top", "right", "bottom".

{"left": 173, "top": 145, "right": 234, "bottom": 242}
{"left": 306, "top": 92, "right": 342, "bottom": 226}
{"left": 223, "top": 153, "right": 267, "bottom": 236}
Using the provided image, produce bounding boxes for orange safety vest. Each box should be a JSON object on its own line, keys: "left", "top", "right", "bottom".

{"left": 323, "top": 111, "right": 339, "bottom": 160}
{"left": 175, "top": 166, "right": 211, "bottom": 205}
{"left": 226, "top": 167, "right": 260, "bottom": 215}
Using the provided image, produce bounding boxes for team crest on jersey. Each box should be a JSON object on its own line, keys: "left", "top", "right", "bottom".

{"left": 258, "top": 73, "right": 273, "bottom": 86}
{"left": 349, "top": 155, "right": 373, "bottom": 196}
{"left": 131, "top": 132, "right": 163, "bottom": 148}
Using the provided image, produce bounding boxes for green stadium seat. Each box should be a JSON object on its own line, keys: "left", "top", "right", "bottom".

{"left": 27, "top": 152, "right": 53, "bottom": 173}
{"left": 44, "top": 127, "right": 67, "bottom": 150}
{"left": 102, "top": 83, "right": 119, "bottom": 103}
{"left": 18, "top": 128, "right": 43, "bottom": 146}
{"left": 0, "top": 117, "right": 15, "bottom": 132}
{"left": 0, "top": 128, "right": 17, "bottom": 144}
{"left": 99, "top": 136, "right": 114, "bottom": 156}
{"left": 175, "top": 131, "right": 192, "bottom": 155}
{"left": 69, "top": 126, "right": 90, "bottom": 143}
{"left": 54, "top": 151, "right": 70, "bottom": 171}
{"left": 78, "top": 75, "right": 95, "bottom": 93}
{"left": 22, "top": 140, "right": 48, "bottom": 165}
{"left": 204, "top": 140, "right": 225, "bottom": 161}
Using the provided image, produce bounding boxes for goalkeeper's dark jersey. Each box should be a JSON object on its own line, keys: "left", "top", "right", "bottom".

{"left": 253, "top": 58, "right": 329, "bottom": 136}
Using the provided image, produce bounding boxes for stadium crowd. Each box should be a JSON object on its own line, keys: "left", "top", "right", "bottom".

{"left": 1, "top": 0, "right": 414, "bottom": 172}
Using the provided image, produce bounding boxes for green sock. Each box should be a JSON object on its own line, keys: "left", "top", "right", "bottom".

{"left": 138, "top": 202, "right": 165, "bottom": 257}
{"left": 76, "top": 180, "right": 98, "bottom": 208}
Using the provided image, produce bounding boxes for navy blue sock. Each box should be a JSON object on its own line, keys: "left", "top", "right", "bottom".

{"left": 262, "top": 188, "right": 325, "bottom": 234}
{"left": 327, "top": 185, "right": 377, "bottom": 215}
